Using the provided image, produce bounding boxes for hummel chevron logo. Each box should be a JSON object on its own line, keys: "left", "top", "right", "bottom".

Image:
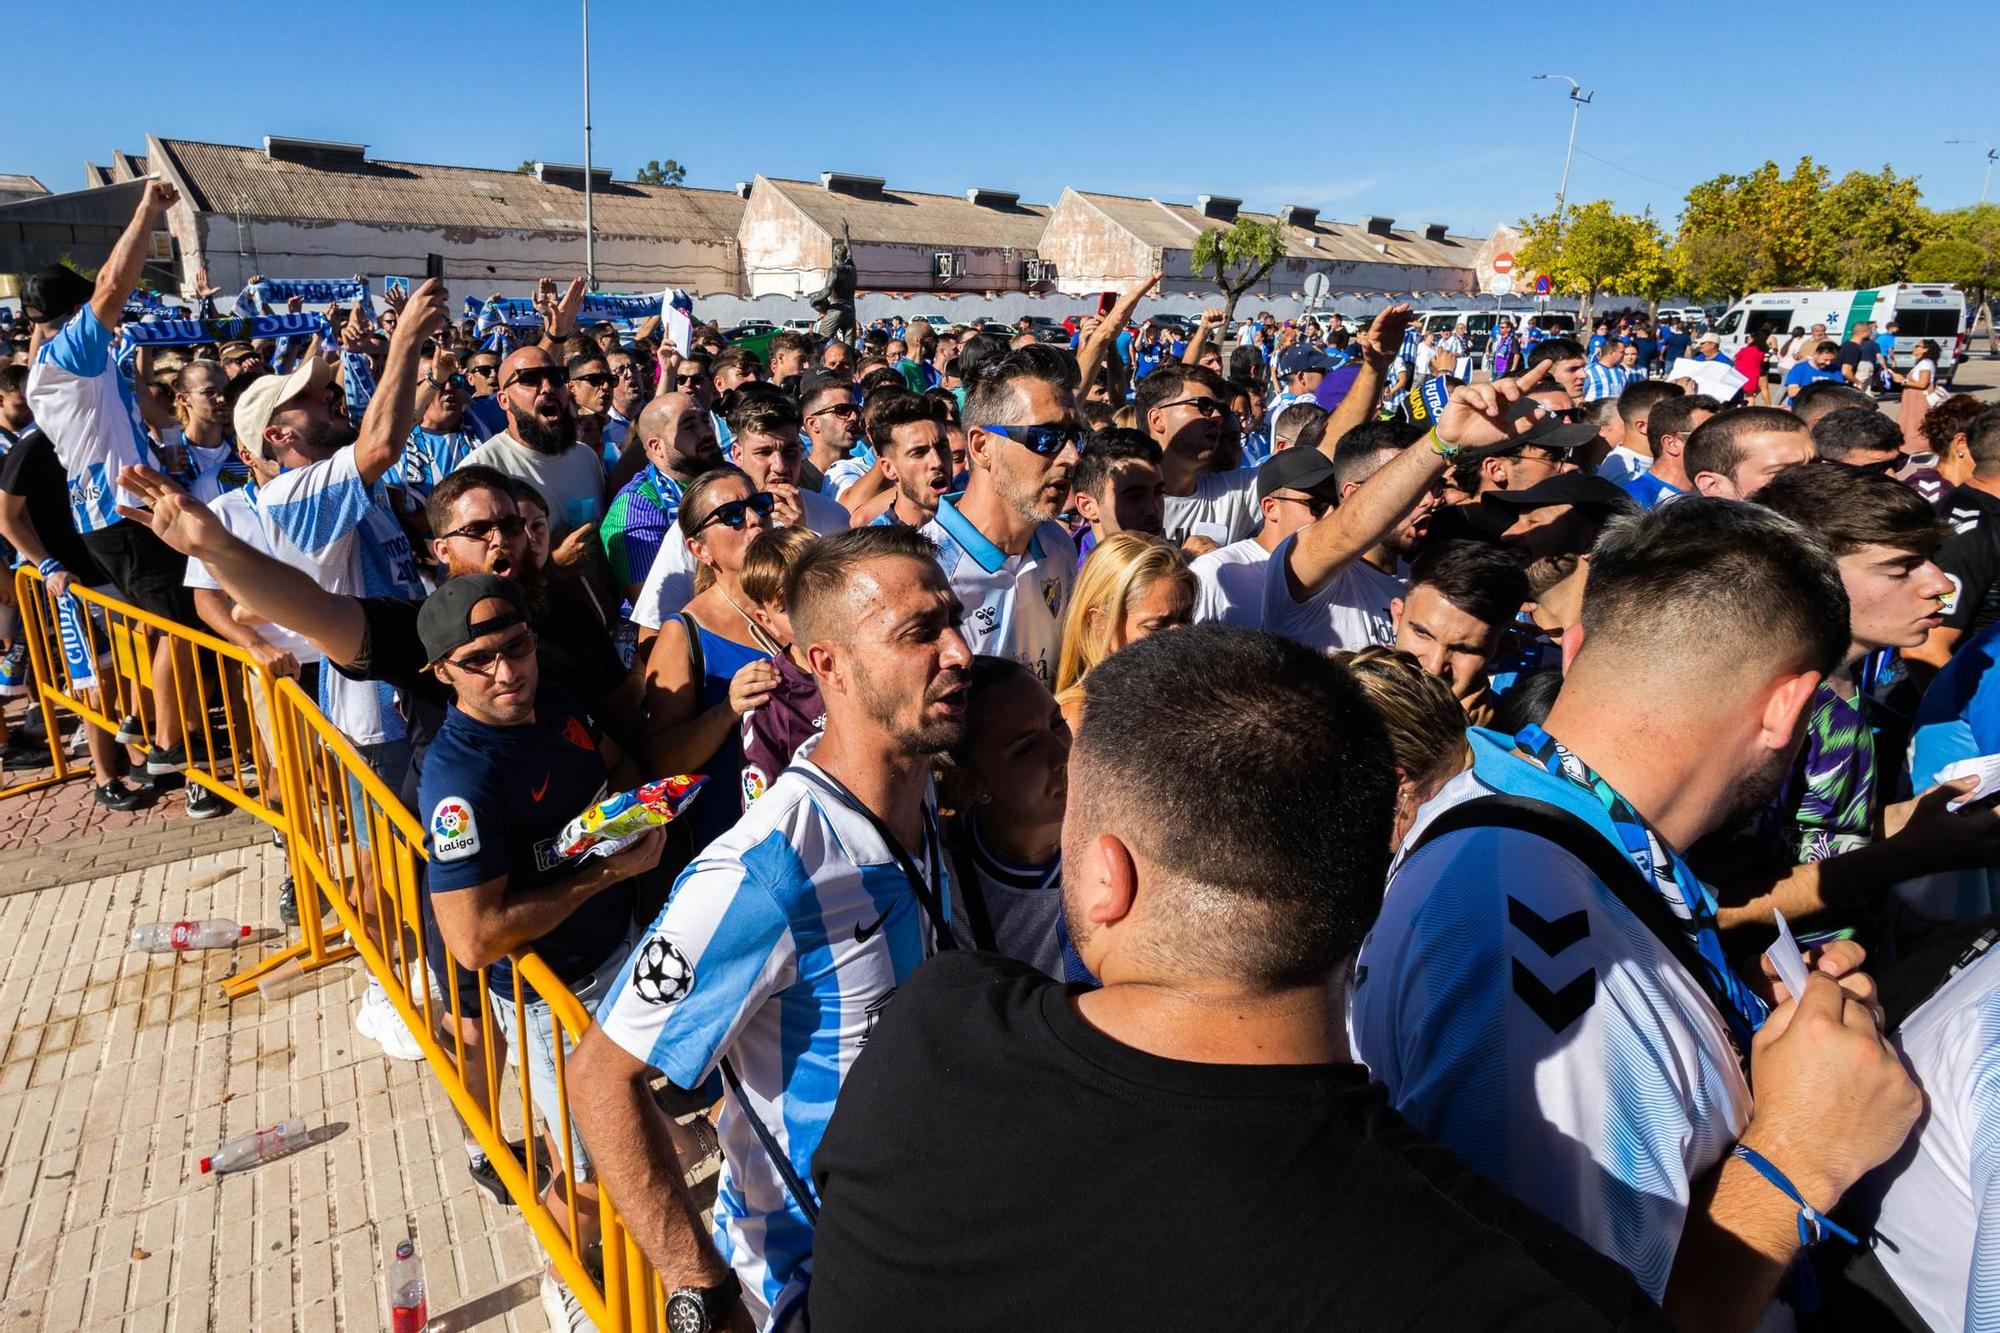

{"left": 1511, "top": 959, "right": 1595, "bottom": 1034}
{"left": 1507, "top": 896, "right": 1590, "bottom": 956}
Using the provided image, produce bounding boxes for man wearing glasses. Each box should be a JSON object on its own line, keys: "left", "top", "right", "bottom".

{"left": 459, "top": 349, "right": 508, "bottom": 441}
{"left": 414, "top": 571, "right": 665, "bottom": 1328}
{"left": 1135, "top": 363, "right": 1263, "bottom": 546}
{"left": 460, "top": 345, "right": 606, "bottom": 542}
{"left": 800, "top": 378, "right": 862, "bottom": 496}
{"left": 1190, "top": 445, "right": 1345, "bottom": 628}
{"left": 604, "top": 344, "right": 648, "bottom": 448}
{"left": 920, "top": 352, "right": 1080, "bottom": 680}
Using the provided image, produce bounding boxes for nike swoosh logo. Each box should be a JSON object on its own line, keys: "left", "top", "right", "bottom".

{"left": 531, "top": 774, "right": 550, "bottom": 802}
{"left": 854, "top": 910, "right": 890, "bottom": 943}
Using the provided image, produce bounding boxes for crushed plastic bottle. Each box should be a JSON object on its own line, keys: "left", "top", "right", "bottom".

{"left": 198, "top": 1119, "right": 309, "bottom": 1174}
{"left": 389, "top": 1238, "right": 427, "bottom": 1332}
{"left": 131, "top": 920, "right": 252, "bottom": 953}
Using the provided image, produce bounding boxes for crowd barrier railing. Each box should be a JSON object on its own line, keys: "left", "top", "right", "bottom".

{"left": 5, "top": 568, "right": 678, "bottom": 1331}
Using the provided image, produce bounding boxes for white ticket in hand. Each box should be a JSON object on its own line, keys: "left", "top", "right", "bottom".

{"left": 1766, "top": 909, "right": 1812, "bottom": 1003}
{"left": 1934, "top": 753, "right": 2000, "bottom": 811}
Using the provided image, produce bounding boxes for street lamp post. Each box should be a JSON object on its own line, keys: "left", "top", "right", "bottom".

{"left": 1946, "top": 138, "right": 1997, "bottom": 206}
{"left": 1532, "top": 73, "right": 1595, "bottom": 217}
{"left": 582, "top": 0, "right": 597, "bottom": 290}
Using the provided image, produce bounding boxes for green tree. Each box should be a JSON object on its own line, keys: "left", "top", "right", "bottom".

{"left": 1812, "top": 166, "right": 1930, "bottom": 288}
{"left": 634, "top": 159, "right": 687, "bottom": 187}
{"left": 1669, "top": 158, "right": 1829, "bottom": 299}
{"left": 1189, "top": 218, "right": 1285, "bottom": 326}
{"left": 517, "top": 159, "right": 535, "bottom": 174}
{"left": 1517, "top": 200, "right": 1669, "bottom": 322}
{"left": 1916, "top": 204, "right": 2000, "bottom": 310}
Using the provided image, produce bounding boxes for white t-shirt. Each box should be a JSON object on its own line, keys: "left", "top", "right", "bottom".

{"left": 920, "top": 495, "right": 1077, "bottom": 685}
{"left": 25, "top": 306, "right": 156, "bottom": 533}
{"left": 1189, "top": 537, "right": 1272, "bottom": 628}
{"left": 183, "top": 487, "right": 322, "bottom": 666}
{"left": 628, "top": 487, "right": 850, "bottom": 632}
{"left": 594, "top": 753, "right": 942, "bottom": 1327}
{"left": 1258, "top": 532, "right": 1402, "bottom": 652}
{"left": 458, "top": 431, "right": 606, "bottom": 539}
{"left": 1163, "top": 467, "right": 1261, "bottom": 546}
{"left": 1859, "top": 944, "right": 2000, "bottom": 1333}
{"left": 257, "top": 448, "right": 424, "bottom": 744}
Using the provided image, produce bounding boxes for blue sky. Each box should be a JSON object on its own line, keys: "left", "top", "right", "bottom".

{"left": 16, "top": 2, "right": 2000, "bottom": 233}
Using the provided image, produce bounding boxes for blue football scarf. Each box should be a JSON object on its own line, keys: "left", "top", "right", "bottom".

{"left": 462, "top": 292, "right": 666, "bottom": 329}
{"left": 257, "top": 278, "right": 374, "bottom": 318}
{"left": 121, "top": 312, "right": 331, "bottom": 348}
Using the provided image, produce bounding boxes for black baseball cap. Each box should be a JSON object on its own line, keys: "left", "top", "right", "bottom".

{"left": 22, "top": 265, "right": 93, "bottom": 327}
{"left": 1255, "top": 446, "right": 1343, "bottom": 502}
{"left": 1457, "top": 397, "right": 1601, "bottom": 461}
{"left": 418, "top": 574, "right": 529, "bottom": 667}
{"left": 1476, "top": 472, "right": 1641, "bottom": 514}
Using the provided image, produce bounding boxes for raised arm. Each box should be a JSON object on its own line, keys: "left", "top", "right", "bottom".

{"left": 89, "top": 181, "right": 179, "bottom": 332}
{"left": 352, "top": 278, "right": 447, "bottom": 488}
{"left": 1073, "top": 275, "right": 1159, "bottom": 393}
{"left": 1319, "top": 303, "right": 1415, "bottom": 458}
{"left": 114, "top": 465, "right": 369, "bottom": 666}
{"left": 1286, "top": 360, "right": 1554, "bottom": 594}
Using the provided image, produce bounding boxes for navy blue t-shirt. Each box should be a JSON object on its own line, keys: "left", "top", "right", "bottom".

{"left": 418, "top": 681, "right": 632, "bottom": 995}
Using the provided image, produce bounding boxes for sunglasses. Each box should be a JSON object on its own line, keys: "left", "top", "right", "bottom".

{"left": 571, "top": 372, "right": 614, "bottom": 388}
{"left": 980, "top": 422, "right": 1083, "bottom": 457}
{"left": 1519, "top": 445, "right": 1580, "bottom": 464}
{"left": 437, "top": 514, "right": 527, "bottom": 544}
{"left": 464, "top": 364, "right": 499, "bottom": 379}
{"left": 1273, "top": 492, "right": 1334, "bottom": 517}
{"left": 691, "top": 491, "right": 776, "bottom": 534}
{"left": 611, "top": 363, "right": 643, "bottom": 378}
{"left": 809, "top": 402, "right": 859, "bottom": 419}
{"left": 1155, "top": 395, "right": 1236, "bottom": 420}
{"left": 445, "top": 629, "right": 538, "bottom": 677}
{"left": 676, "top": 372, "right": 705, "bottom": 386}
{"left": 502, "top": 366, "right": 568, "bottom": 391}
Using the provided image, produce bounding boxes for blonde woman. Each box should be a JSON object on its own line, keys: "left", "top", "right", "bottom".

{"left": 1333, "top": 646, "right": 1475, "bottom": 856}
{"left": 1054, "top": 532, "right": 1195, "bottom": 728}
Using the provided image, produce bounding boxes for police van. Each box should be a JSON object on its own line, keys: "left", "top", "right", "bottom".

{"left": 1711, "top": 285, "right": 1967, "bottom": 384}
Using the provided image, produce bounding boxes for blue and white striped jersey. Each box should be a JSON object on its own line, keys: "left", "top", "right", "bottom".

{"left": 392, "top": 425, "right": 482, "bottom": 498}
{"left": 256, "top": 448, "right": 424, "bottom": 744}
{"left": 25, "top": 307, "right": 157, "bottom": 533}
{"left": 920, "top": 495, "right": 1076, "bottom": 686}
{"left": 1582, "top": 362, "right": 1632, "bottom": 402}
{"left": 1348, "top": 728, "right": 1753, "bottom": 1305}
{"left": 1863, "top": 945, "right": 2000, "bottom": 1333}
{"left": 594, "top": 754, "right": 943, "bottom": 1328}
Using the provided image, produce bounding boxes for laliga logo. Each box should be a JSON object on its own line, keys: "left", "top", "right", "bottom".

{"left": 432, "top": 801, "right": 469, "bottom": 838}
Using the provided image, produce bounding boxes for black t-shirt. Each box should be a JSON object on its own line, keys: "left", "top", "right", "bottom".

{"left": 0, "top": 428, "right": 110, "bottom": 584}
{"left": 1937, "top": 484, "right": 2000, "bottom": 634}
{"left": 1835, "top": 340, "right": 1873, "bottom": 371}
{"left": 809, "top": 952, "right": 1669, "bottom": 1333}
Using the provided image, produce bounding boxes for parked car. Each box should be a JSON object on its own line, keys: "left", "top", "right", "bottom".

{"left": 724, "top": 320, "right": 778, "bottom": 341}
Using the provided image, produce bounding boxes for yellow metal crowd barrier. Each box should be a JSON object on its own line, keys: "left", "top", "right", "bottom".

{"left": 5, "top": 568, "right": 679, "bottom": 1331}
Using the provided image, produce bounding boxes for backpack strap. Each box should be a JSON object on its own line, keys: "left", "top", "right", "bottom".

{"left": 1408, "top": 793, "right": 1746, "bottom": 1060}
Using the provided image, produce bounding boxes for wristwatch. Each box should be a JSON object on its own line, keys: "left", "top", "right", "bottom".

{"left": 665, "top": 1272, "right": 741, "bottom": 1333}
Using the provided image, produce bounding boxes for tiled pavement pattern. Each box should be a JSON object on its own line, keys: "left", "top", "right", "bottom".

{"left": 0, "top": 842, "right": 562, "bottom": 1331}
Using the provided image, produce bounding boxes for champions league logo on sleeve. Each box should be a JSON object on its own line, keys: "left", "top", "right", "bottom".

{"left": 630, "top": 936, "right": 694, "bottom": 1006}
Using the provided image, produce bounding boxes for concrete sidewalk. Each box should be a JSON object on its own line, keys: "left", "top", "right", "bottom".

{"left": 0, "top": 841, "right": 557, "bottom": 1331}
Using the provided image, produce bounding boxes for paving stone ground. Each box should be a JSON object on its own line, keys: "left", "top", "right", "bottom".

{"left": 0, "top": 842, "right": 561, "bottom": 1332}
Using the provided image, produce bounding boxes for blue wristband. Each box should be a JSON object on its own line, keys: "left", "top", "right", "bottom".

{"left": 1731, "top": 1144, "right": 1860, "bottom": 1247}
{"left": 37, "top": 558, "right": 63, "bottom": 579}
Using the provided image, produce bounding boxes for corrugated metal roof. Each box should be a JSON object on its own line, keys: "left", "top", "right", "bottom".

{"left": 1073, "top": 190, "right": 1476, "bottom": 269}
{"left": 0, "top": 174, "right": 48, "bottom": 197}
{"left": 764, "top": 177, "right": 1050, "bottom": 251}
{"left": 153, "top": 138, "right": 744, "bottom": 245}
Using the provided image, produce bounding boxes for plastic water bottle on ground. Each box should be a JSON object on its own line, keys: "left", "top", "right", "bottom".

{"left": 389, "top": 1239, "right": 427, "bottom": 1332}
{"left": 199, "top": 1119, "right": 309, "bottom": 1174}
{"left": 131, "top": 920, "right": 252, "bottom": 952}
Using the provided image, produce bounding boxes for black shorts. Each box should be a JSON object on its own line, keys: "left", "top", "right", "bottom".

{"left": 79, "top": 520, "right": 199, "bottom": 628}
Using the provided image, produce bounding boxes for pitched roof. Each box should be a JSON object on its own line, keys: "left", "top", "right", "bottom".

{"left": 1071, "top": 190, "right": 1476, "bottom": 269}
{"left": 763, "top": 177, "right": 1049, "bottom": 251}
{"left": 151, "top": 137, "right": 744, "bottom": 245}
{"left": 0, "top": 174, "right": 48, "bottom": 198}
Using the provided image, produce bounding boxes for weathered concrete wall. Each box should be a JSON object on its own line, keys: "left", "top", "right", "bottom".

{"left": 1038, "top": 192, "right": 1156, "bottom": 292}
{"left": 184, "top": 215, "right": 743, "bottom": 297}
{"left": 739, "top": 183, "right": 831, "bottom": 299}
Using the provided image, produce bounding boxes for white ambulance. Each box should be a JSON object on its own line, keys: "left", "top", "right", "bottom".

{"left": 1711, "top": 285, "right": 1968, "bottom": 384}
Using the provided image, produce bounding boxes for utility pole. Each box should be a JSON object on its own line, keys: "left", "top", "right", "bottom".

{"left": 1946, "top": 138, "right": 1997, "bottom": 206}
{"left": 580, "top": 0, "right": 592, "bottom": 288}
{"left": 1533, "top": 74, "right": 1595, "bottom": 216}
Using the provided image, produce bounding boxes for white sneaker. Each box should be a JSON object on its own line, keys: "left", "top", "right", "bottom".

{"left": 540, "top": 1269, "right": 596, "bottom": 1332}
{"left": 353, "top": 981, "right": 426, "bottom": 1062}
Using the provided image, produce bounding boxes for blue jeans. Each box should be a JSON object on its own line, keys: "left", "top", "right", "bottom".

{"left": 492, "top": 935, "right": 634, "bottom": 1181}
